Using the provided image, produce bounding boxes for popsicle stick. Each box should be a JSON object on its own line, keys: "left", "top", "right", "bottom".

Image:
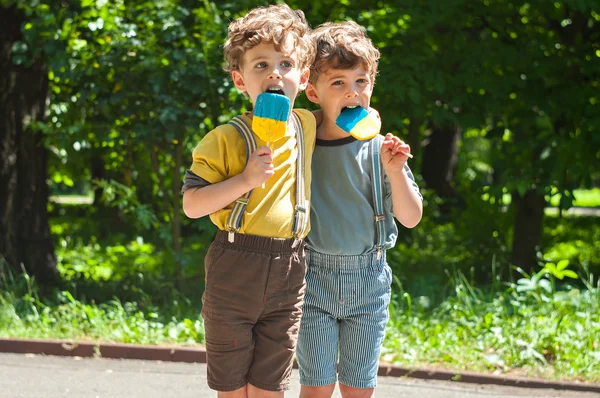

{"left": 261, "top": 141, "right": 270, "bottom": 189}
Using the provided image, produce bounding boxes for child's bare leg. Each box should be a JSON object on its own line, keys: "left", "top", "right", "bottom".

{"left": 218, "top": 385, "right": 247, "bottom": 398}
{"left": 339, "top": 384, "right": 374, "bottom": 398}
{"left": 299, "top": 384, "right": 336, "bottom": 398}
{"left": 247, "top": 384, "right": 284, "bottom": 398}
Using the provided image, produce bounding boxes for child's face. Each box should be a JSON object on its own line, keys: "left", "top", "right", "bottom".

{"left": 306, "top": 65, "right": 374, "bottom": 125}
{"left": 231, "top": 34, "right": 309, "bottom": 110}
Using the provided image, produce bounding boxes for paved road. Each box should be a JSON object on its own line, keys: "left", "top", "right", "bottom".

{"left": 0, "top": 353, "right": 597, "bottom": 398}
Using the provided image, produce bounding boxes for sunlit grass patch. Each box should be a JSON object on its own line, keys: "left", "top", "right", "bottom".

{"left": 500, "top": 188, "right": 600, "bottom": 208}
{"left": 2, "top": 208, "right": 600, "bottom": 383}
{"left": 383, "top": 268, "right": 600, "bottom": 383}
{"left": 0, "top": 263, "right": 204, "bottom": 346}
{"left": 566, "top": 188, "right": 600, "bottom": 208}
{"left": 49, "top": 195, "right": 94, "bottom": 205}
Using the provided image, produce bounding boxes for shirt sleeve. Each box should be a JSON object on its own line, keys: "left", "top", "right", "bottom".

{"left": 188, "top": 128, "right": 230, "bottom": 184}
{"left": 181, "top": 170, "right": 211, "bottom": 194}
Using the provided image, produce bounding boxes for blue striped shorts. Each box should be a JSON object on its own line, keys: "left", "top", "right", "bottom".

{"left": 296, "top": 249, "right": 392, "bottom": 389}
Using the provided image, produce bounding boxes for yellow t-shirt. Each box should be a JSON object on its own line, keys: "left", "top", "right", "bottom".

{"left": 189, "top": 109, "right": 316, "bottom": 238}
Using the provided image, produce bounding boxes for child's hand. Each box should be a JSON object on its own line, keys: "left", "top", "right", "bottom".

{"left": 381, "top": 133, "right": 411, "bottom": 173}
{"left": 242, "top": 146, "right": 275, "bottom": 188}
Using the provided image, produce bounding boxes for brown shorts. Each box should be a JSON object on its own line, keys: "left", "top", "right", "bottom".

{"left": 202, "top": 230, "right": 307, "bottom": 392}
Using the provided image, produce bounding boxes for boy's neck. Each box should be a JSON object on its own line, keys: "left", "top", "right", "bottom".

{"left": 317, "top": 118, "right": 350, "bottom": 140}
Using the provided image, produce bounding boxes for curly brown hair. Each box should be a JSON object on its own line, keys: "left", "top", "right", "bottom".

{"left": 223, "top": 3, "right": 314, "bottom": 73}
{"left": 309, "top": 21, "right": 380, "bottom": 84}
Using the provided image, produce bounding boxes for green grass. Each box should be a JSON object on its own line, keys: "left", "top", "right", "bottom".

{"left": 563, "top": 188, "right": 600, "bottom": 207}
{"left": 0, "top": 265, "right": 203, "bottom": 345}
{"left": 382, "top": 270, "right": 600, "bottom": 383}
{"left": 2, "top": 202, "right": 599, "bottom": 383}
{"left": 49, "top": 195, "right": 94, "bottom": 205}
{"left": 499, "top": 188, "right": 600, "bottom": 208}
{"left": 2, "top": 260, "right": 599, "bottom": 383}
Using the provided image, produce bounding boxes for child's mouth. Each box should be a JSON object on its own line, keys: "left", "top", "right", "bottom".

{"left": 266, "top": 87, "right": 285, "bottom": 96}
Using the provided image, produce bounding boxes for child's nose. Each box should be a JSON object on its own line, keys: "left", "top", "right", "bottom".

{"left": 268, "top": 68, "right": 282, "bottom": 79}
{"left": 345, "top": 88, "right": 359, "bottom": 98}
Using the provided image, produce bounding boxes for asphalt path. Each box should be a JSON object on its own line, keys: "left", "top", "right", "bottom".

{"left": 1, "top": 353, "right": 598, "bottom": 398}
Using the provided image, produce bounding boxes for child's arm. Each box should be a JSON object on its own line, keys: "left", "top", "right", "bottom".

{"left": 182, "top": 146, "right": 274, "bottom": 219}
{"left": 381, "top": 133, "right": 423, "bottom": 228}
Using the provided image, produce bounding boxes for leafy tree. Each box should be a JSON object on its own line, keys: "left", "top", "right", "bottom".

{"left": 1, "top": 0, "right": 240, "bottom": 283}
{"left": 306, "top": 0, "right": 599, "bottom": 272}
{"left": 0, "top": 1, "right": 69, "bottom": 284}
{"left": 2, "top": 0, "right": 598, "bottom": 287}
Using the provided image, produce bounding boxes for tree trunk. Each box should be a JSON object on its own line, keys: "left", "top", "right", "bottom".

{"left": 510, "top": 189, "right": 545, "bottom": 273}
{"left": 421, "top": 123, "right": 460, "bottom": 199}
{"left": 91, "top": 154, "right": 105, "bottom": 206}
{"left": 0, "top": 6, "right": 57, "bottom": 284}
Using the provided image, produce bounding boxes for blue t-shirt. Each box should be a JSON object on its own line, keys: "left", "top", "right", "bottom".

{"left": 306, "top": 135, "right": 421, "bottom": 255}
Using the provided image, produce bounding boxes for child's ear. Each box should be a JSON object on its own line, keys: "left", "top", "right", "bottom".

{"left": 299, "top": 68, "right": 310, "bottom": 91}
{"left": 231, "top": 70, "right": 247, "bottom": 92}
{"left": 305, "top": 82, "right": 320, "bottom": 105}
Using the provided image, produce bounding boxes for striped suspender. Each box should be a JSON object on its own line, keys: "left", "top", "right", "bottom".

{"left": 226, "top": 113, "right": 307, "bottom": 244}
{"left": 291, "top": 112, "right": 307, "bottom": 247}
{"left": 226, "top": 116, "right": 257, "bottom": 242}
{"left": 370, "top": 138, "right": 386, "bottom": 260}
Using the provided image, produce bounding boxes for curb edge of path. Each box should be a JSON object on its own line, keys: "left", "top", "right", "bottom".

{"left": 1, "top": 337, "right": 599, "bottom": 394}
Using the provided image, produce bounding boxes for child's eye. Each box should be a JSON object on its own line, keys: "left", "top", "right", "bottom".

{"left": 255, "top": 62, "right": 267, "bottom": 69}
{"left": 281, "top": 60, "right": 293, "bottom": 68}
{"left": 332, "top": 80, "right": 343, "bottom": 86}
{"left": 357, "top": 78, "right": 368, "bottom": 84}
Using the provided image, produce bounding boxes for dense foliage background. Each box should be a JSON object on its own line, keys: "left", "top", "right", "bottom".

{"left": 1, "top": 0, "right": 599, "bottom": 382}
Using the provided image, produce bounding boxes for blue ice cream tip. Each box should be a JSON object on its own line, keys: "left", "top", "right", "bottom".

{"left": 254, "top": 93, "right": 291, "bottom": 122}
{"left": 336, "top": 107, "right": 369, "bottom": 132}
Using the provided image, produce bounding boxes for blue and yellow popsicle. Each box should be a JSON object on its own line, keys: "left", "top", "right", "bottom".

{"left": 335, "top": 106, "right": 381, "bottom": 140}
{"left": 252, "top": 93, "right": 291, "bottom": 143}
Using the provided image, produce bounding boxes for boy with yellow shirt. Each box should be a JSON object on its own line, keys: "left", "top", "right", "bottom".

{"left": 181, "top": 4, "right": 315, "bottom": 398}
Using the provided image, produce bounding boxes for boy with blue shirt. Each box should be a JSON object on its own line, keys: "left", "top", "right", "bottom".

{"left": 296, "top": 21, "right": 423, "bottom": 398}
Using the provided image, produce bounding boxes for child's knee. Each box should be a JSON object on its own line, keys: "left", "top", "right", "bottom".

{"left": 338, "top": 383, "right": 375, "bottom": 398}
{"left": 299, "top": 384, "right": 336, "bottom": 398}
